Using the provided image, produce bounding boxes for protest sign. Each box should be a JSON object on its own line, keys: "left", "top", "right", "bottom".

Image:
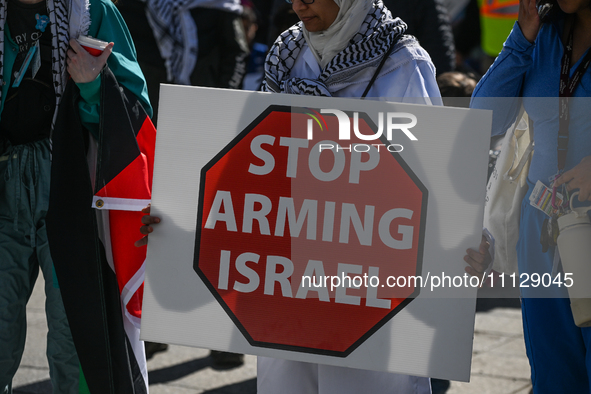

{"left": 141, "top": 85, "right": 492, "bottom": 381}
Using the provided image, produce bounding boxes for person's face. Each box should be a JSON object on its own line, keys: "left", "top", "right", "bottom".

{"left": 556, "top": 0, "right": 591, "bottom": 14}
{"left": 292, "top": 0, "right": 340, "bottom": 32}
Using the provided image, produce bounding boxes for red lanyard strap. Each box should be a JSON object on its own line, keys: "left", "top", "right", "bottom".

{"left": 558, "top": 19, "right": 591, "bottom": 171}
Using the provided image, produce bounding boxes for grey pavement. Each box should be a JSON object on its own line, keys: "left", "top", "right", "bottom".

{"left": 13, "top": 280, "right": 531, "bottom": 394}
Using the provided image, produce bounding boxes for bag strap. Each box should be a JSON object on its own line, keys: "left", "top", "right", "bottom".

{"left": 361, "top": 39, "right": 397, "bottom": 99}
{"left": 506, "top": 138, "right": 534, "bottom": 181}
{"left": 504, "top": 107, "right": 534, "bottom": 182}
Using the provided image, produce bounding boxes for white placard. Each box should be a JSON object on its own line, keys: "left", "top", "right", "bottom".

{"left": 141, "top": 85, "right": 492, "bottom": 382}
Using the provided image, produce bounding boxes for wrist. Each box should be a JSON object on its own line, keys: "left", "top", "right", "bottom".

{"left": 517, "top": 20, "right": 539, "bottom": 43}
{"left": 76, "top": 74, "right": 102, "bottom": 105}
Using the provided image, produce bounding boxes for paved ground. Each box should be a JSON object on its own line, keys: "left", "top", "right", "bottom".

{"left": 13, "top": 280, "right": 531, "bottom": 394}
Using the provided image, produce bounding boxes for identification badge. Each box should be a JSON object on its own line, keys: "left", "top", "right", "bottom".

{"left": 529, "top": 180, "right": 564, "bottom": 217}
{"left": 31, "top": 41, "right": 41, "bottom": 79}
{"left": 12, "top": 45, "right": 38, "bottom": 88}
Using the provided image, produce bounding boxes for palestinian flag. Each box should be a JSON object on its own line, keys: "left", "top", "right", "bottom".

{"left": 46, "top": 66, "right": 155, "bottom": 393}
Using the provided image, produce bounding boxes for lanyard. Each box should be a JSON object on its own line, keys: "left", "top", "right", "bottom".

{"left": 558, "top": 18, "right": 591, "bottom": 171}
{"left": 12, "top": 44, "right": 38, "bottom": 88}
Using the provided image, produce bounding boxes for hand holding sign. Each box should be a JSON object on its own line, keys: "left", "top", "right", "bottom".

{"left": 464, "top": 235, "right": 492, "bottom": 282}
{"left": 135, "top": 204, "right": 160, "bottom": 247}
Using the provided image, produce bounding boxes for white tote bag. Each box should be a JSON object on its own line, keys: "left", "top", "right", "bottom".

{"left": 483, "top": 110, "right": 534, "bottom": 274}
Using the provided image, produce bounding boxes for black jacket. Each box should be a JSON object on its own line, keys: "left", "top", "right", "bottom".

{"left": 383, "top": 0, "right": 456, "bottom": 74}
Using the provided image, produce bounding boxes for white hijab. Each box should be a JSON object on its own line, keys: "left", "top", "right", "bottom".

{"left": 302, "top": 0, "right": 373, "bottom": 69}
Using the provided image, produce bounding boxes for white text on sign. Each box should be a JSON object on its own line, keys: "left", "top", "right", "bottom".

{"left": 217, "top": 251, "right": 392, "bottom": 309}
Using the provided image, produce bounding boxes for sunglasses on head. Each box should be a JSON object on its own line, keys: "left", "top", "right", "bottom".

{"left": 285, "top": 0, "right": 315, "bottom": 4}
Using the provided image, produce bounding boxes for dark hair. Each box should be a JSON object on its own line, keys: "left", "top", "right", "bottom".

{"left": 437, "top": 71, "right": 478, "bottom": 98}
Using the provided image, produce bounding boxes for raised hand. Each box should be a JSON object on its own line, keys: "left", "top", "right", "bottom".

{"left": 518, "top": 0, "right": 541, "bottom": 43}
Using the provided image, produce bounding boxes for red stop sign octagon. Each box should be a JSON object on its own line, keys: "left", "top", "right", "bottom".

{"left": 194, "top": 106, "right": 428, "bottom": 357}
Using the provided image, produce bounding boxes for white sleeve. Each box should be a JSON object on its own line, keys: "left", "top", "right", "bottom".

{"left": 400, "top": 61, "right": 442, "bottom": 106}
{"left": 369, "top": 56, "right": 442, "bottom": 106}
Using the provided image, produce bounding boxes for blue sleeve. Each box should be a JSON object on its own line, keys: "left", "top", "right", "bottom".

{"left": 470, "top": 22, "right": 535, "bottom": 136}
{"left": 76, "top": 0, "right": 152, "bottom": 135}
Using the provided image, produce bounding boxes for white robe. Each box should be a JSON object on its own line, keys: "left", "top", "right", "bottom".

{"left": 287, "top": 41, "right": 441, "bottom": 104}
{"left": 257, "top": 37, "right": 439, "bottom": 394}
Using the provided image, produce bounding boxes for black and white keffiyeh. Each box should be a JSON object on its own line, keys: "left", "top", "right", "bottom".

{"left": 262, "top": 0, "right": 406, "bottom": 96}
{"left": 143, "top": 0, "right": 241, "bottom": 84}
{"left": 0, "top": 0, "right": 90, "bottom": 128}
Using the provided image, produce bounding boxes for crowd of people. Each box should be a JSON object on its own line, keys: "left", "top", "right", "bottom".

{"left": 0, "top": 0, "right": 590, "bottom": 393}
